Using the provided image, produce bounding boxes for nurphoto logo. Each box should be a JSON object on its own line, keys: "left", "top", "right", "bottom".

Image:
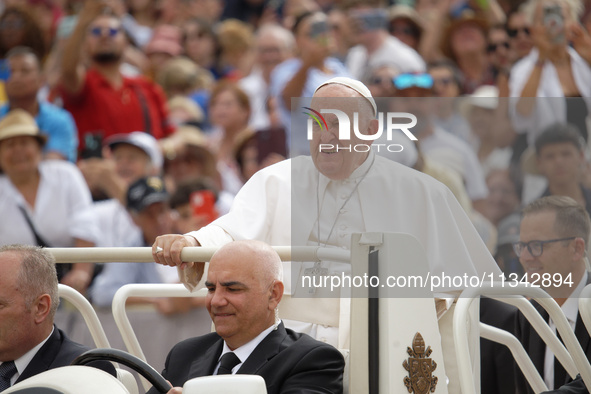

{"left": 303, "top": 107, "right": 418, "bottom": 153}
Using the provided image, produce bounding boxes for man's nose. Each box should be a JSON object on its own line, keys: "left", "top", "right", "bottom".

{"left": 209, "top": 288, "right": 228, "bottom": 307}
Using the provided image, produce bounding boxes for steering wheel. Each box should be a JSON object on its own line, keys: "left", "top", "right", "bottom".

{"left": 71, "top": 348, "right": 172, "bottom": 393}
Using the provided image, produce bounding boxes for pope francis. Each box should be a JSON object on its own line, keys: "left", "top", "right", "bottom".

{"left": 153, "top": 77, "right": 501, "bottom": 393}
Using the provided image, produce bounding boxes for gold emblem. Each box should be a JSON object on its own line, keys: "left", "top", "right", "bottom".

{"left": 403, "top": 332, "right": 438, "bottom": 393}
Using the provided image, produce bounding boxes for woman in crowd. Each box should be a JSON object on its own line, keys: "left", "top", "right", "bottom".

{"left": 207, "top": 82, "right": 251, "bottom": 196}
{"left": 510, "top": 0, "right": 591, "bottom": 145}
{"left": 0, "top": 109, "right": 100, "bottom": 294}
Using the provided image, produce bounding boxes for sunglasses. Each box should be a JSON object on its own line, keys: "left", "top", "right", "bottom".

{"left": 393, "top": 73, "right": 433, "bottom": 90}
{"left": 507, "top": 27, "right": 530, "bottom": 38}
{"left": 487, "top": 41, "right": 510, "bottom": 53}
{"left": 89, "top": 26, "right": 121, "bottom": 37}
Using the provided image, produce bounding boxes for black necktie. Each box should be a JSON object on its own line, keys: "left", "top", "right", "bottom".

{"left": 554, "top": 330, "right": 567, "bottom": 389}
{"left": 0, "top": 361, "right": 17, "bottom": 392}
{"left": 217, "top": 352, "right": 241, "bottom": 375}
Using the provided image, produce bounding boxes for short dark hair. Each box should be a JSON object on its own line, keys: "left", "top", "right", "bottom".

{"left": 169, "top": 178, "right": 218, "bottom": 209}
{"left": 534, "top": 123, "right": 584, "bottom": 155}
{"left": 427, "top": 59, "right": 465, "bottom": 91}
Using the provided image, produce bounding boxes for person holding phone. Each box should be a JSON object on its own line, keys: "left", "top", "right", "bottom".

{"left": 343, "top": 0, "right": 425, "bottom": 82}
{"left": 270, "top": 11, "right": 349, "bottom": 156}
{"left": 510, "top": 0, "right": 591, "bottom": 146}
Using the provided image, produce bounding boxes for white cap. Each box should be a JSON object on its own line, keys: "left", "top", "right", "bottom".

{"left": 314, "top": 77, "right": 378, "bottom": 116}
{"left": 105, "top": 132, "right": 164, "bottom": 170}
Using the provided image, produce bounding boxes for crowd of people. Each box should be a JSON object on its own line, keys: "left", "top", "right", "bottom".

{"left": 2, "top": 0, "right": 591, "bottom": 392}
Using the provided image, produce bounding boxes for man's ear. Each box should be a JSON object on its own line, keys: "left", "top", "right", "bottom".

{"left": 573, "top": 238, "right": 586, "bottom": 261}
{"left": 34, "top": 294, "right": 52, "bottom": 324}
{"left": 269, "top": 280, "right": 284, "bottom": 310}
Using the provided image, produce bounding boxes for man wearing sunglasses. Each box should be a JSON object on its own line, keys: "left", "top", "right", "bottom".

{"left": 59, "top": 0, "right": 173, "bottom": 153}
{"left": 513, "top": 195, "right": 591, "bottom": 393}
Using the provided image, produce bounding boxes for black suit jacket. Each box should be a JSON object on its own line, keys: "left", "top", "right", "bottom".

{"left": 15, "top": 325, "right": 116, "bottom": 384}
{"left": 147, "top": 323, "right": 344, "bottom": 394}
{"left": 515, "top": 284, "right": 591, "bottom": 394}
{"left": 480, "top": 297, "right": 519, "bottom": 394}
{"left": 542, "top": 375, "right": 589, "bottom": 393}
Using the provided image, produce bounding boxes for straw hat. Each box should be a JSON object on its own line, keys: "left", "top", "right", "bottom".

{"left": 0, "top": 109, "right": 47, "bottom": 146}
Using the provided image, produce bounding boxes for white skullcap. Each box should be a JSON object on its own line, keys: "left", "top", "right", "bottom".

{"left": 314, "top": 77, "right": 378, "bottom": 117}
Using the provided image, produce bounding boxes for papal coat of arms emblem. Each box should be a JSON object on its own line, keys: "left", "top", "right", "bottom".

{"left": 403, "top": 332, "right": 438, "bottom": 393}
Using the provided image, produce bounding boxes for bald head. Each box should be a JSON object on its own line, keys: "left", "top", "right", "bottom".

{"left": 206, "top": 240, "right": 284, "bottom": 349}
{"left": 210, "top": 240, "right": 283, "bottom": 284}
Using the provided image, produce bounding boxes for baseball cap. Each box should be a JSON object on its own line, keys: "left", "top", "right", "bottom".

{"left": 105, "top": 132, "right": 164, "bottom": 169}
{"left": 126, "top": 176, "right": 169, "bottom": 212}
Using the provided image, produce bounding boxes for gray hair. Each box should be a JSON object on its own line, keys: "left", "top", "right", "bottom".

{"left": 0, "top": 244, "right": 60, "bottom": 318}
{"left": 522, "top": 0, "right": 583, "bottom": 24}
{"left": 256, "top": 23, "right": 295, "bottom": 54}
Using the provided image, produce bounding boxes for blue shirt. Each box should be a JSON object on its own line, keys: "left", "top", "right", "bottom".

{"left": 1, "top": 101, "right": 78, "bottom": 162}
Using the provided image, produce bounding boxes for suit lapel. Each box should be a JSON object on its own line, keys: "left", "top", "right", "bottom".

{"left": 188, "top": 339, "right": 223, "bottom": 379}
{"left": 16, "top": 326, "right": 61, "bottom": 383}
{"left": 237, "top": 324, "right": 287, "bottom": 375}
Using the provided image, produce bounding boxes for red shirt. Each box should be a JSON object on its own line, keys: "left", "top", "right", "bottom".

{"left": 60, "top": 69, "right": 174, "bottom": 150}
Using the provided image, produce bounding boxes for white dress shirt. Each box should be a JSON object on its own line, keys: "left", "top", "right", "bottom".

{"left": 1, "top": 327, "right": 54, "bottom": 386}
{"left": 213, "top": 323, "right": 277, "bottom": 375}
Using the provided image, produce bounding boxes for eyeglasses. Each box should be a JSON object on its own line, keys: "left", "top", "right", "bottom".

{"left": 487, "top": 41, "right": 510, "bottom": 53}
{"left": 89, "top": 26, "right": 121, "bottom": 37}
{"left": 507, "top": 27, "right": 530, "bottom": 38}
{"left": 368, "top": 76, "right": 392, "bottom": 85}
{"left": 512, "top": 237, "right": 576, "bottom": 257}
{"left": 393, "top": 73, "right": 433, "bottom": 90}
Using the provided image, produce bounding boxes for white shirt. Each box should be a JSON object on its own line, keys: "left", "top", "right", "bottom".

{"left": 509, "top": 47, "right": 591, "bottom": 146}
{"left": 240, "top": 68, "right": 271, "bottom": 130}
{"left": 213, "top": 323, "right": 277, "bottom": 375}
{"left": 420, "top": 126, "right": 489, "bottom": 201}
{"left": 543, "top": 271, "right": 588, "bottom": 389}
{"left": 346, "top": 35, "right": 425, "bottom": 81}
{"left": 1, "top": 327, "right": 54, "bottom": 385}
{"left": 0, "top": 160, "right": 100, "bottom": 247}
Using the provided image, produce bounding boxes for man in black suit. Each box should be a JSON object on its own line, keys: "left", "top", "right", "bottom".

{"left": 513, "top": 196, "right": 591, "bottom": 393}
{"left": 148, "top": 240, "right": 345, "bottom": 394}
{"left": 0, "top": 244, "right": 115, "bottom": 391}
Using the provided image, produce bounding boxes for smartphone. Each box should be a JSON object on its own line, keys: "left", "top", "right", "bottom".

{"left": 190, "top": 190, "right": 218, "bottom": 225}
{"left": 355, "top": 9, "right": 387, "bottom": 33}
{"left": 543, "top": 4, "right": 565, "bottom": 44}
{"left": 309, "top": 19, "right": 328, "bottom": 39}
{"left": 255, "top": 127, "right": 287, "bottom": 163}
{"left": 80, "top": 132, "right": 104, "bottom": 159}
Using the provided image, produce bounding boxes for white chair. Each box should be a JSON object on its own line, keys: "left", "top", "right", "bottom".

{"left": 183, "top": 375, "right": 267, "bottom": 394}
{"left": 454, "top": 284, "right": 591, "bottom": 394}
{"left": 2, "top": 366, "right": 130, "bottom": 394}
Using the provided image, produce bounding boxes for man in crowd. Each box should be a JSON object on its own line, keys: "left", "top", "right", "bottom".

{"left": 0, "top": 47, "right": 77, "bottom": 162}
{"left": 0, "top": 244, "right": 115, "bottom": 391}
{"left": 91, "top": 176, "right": 178, "bottom": 308}
{"left": 515, "top": 196, "right": 591, "bottom": 393}
{"left": 147, "top": 240, "right": 344, "bottom": 394}
{"left": 534, "top": 123, "right": 591, "bottom": 216}
{"left": 153, "top": 77, "right": 501, "bottom": 392}
{"left": 344, "top": 0, "right": 425, "bottom": 81}
{"left": 59, "top": 0, "right": 173, "bottom": 152}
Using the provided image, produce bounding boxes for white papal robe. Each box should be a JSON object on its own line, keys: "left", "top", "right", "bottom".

{"left": 183, "top": 152, "right": 500, "bottom": 392}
